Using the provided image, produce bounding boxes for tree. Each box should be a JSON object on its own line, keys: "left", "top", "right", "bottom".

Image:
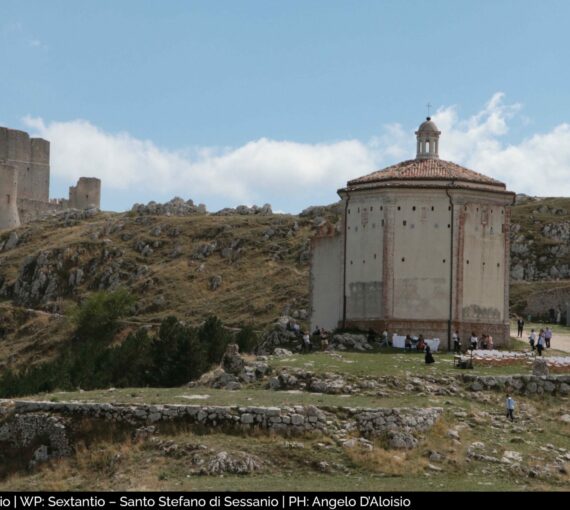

{"left": 72, "top": 288, "right": 135, "bottom": 343}
{"left": 198, "top": 315, "right": 231, "bottom": 365}
{"left": 235, "top": 323, "right": 258, "bottom": 354}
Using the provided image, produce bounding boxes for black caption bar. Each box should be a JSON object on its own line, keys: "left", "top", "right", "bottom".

{"left": 0, "top": 492, "right": 556, "bottom": 509}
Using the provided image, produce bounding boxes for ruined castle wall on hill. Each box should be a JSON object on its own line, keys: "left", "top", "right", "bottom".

{"left": 0, "top": 163, "right": 21, "bottom": 230}
{"left": 69, "top": 177, "right": 101, "bottom": 209}
{"left": 0, "top": 126, "right": 101, "bottom": 230}
{"left": 0, "top": 127, "right": 50, "bottom": 203}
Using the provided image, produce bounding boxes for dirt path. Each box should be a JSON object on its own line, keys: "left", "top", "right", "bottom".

{"left": 510, "top": 327, "right": 570, "bottom": 353}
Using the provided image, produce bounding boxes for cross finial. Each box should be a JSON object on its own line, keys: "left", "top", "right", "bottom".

{"left": 426, "top": 102, "right": 432, "bottom": 117}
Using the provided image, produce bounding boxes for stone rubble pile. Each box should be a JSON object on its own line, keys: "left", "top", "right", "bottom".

{"left": 214, "top": 204, "right": 272, "bottom": 216}
{"left": 131, "top": 197, "right": 207, "bottom": 216}
{"left": 330, "top": 333, "right": 373, "bottom": 352}
{"left": 192, "top": 344, "right": 270, "bottom": 390}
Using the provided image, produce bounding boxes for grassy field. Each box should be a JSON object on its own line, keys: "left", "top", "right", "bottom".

{"left": 2, "top": 348, "right": 570, "bottom": 491}
{"left": 270, "top": 350, "right": 541, "bottom": 377}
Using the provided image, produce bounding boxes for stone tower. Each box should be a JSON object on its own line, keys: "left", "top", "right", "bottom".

{"left": 310, "top": 116, "right": 515, "bottom": 348}
{"left": 68, "top": 177, "right": 101, "bottom": 209}
{"left": 0, "top": 125, "right": 103, "bottom": 230}
{"left": 0, "top": 163, "right": 21, "bottom": 230}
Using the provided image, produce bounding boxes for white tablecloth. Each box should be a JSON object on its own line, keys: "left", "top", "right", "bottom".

{"left": 391, "top": 335, "right": 440, "bottom": 352}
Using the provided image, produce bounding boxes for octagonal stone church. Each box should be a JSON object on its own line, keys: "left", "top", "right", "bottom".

{"left": 310, "top": 117, "right": 515, "bottom": 349}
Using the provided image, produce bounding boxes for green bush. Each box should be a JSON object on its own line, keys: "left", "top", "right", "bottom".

{"left": 235, "top": 323, "right": 258, "bottom": 353}
{"left": 199, "top": 315, "right": 232, "bottom": 365}
{"left": 72, "top": 288, "right": 135, "bottom": 343}
{"left": 150, "top": 316, "right": 206, "bottom": 386}
{"left": 0, "top": 313, "right": 235, "bottom": 397}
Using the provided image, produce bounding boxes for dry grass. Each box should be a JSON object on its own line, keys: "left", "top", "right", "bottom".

{"left": 0, "top": 211, "right": 317, "bottom": 368}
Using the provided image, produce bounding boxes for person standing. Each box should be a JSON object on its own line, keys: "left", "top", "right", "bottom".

{"left": 425, "top": 345, "right": 435, "bottom": 364}
{"left": 536, "top": 330, "right": 545, "bottom": 356}
{"left": 452, "top": 330, "right": 461, "bottom": 353}
{"left": 545, "top": 327, "right": 552, "bottom": 348}
{"left": 381, "top": 330, "right": 389, "bottom": 347}
{"left": 302, "top": 332, "right": 312, "bottom": 353}
{"left": 470, "top": 332, "right": 478, "bottom": 351}
{"left": 506, "top": 394, "right": 515, "bottom": 421}
{"left": 529, "top": 329, "right": 536, "bottom": 352}
{"left": 517, "top": 318, "right": 524, "bottom": 338}
{"left": 404, "top": 335, "right": 413, "bottom": 352}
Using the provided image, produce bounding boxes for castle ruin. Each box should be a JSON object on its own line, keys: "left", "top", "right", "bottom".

{"left": 0, "top": 126, "right": 101, "bottom": 230}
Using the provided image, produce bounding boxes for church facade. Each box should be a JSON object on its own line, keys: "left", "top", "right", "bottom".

{"left": 310, "top": 117, "right": 515, "bottom": 349}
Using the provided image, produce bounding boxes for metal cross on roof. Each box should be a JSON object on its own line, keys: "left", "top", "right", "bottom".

{"left": 426, "top": 102, "right": 432, "bottom": 117}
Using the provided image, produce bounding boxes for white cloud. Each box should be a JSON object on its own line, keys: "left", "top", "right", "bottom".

{"left": 22, "top": 116, "right": 377, "bottom": 211}
{"left": 22, "top": 94, "right": 570, "bottom": 212}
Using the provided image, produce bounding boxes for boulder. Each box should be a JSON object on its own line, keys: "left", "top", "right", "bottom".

{"left": 273, "top": 348, "right": 293, "bottom": 357}
{"left": 532, "top": 358, "right": 549, "bottom": 376}
{"left": 387, "top": 431, "right": 418, "bottom": 450}
{"left": 221, "top": 344, "right": 245, "bottom": 375}
{"left": 204, "top": 451, "right": 263, "bottom": 475}
{"left": 209, "top": 275, "right": 223, "bottom": 291}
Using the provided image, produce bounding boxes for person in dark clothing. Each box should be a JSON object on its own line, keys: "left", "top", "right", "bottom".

{"left": 404, "top": 335, "right": 413, "bottom": 352}
{"left": 367, "top": 328, "right": 376, "bottom": 344}
{"left": 452, "top": 330, "right": 461, "bottom": 353}
{"left": 425, "top": 345, "right": 435, "bottom": 364}
{"left": 536, "top": 330, "right": 545, "bottom": 356}
{"left": 517, "top": 318, "right": 524, "bottom": 338}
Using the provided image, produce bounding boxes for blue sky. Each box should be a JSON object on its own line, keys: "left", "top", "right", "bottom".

{"left": 2, "top": 1, "right": 570, "bottom": 212}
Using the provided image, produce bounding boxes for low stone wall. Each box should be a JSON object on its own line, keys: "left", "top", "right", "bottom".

{"left": 355, "top": 407, "right": 442, "bottom": 435}
{"left": 0, "top": 400, "right": 442, "bottom": 440}
{"left": 0, "top": 401, "right": 444, "bottom": 469}
{"left": 463, "top": 374, "right": 570, "bottom": 395}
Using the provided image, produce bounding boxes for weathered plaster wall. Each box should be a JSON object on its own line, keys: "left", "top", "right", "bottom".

{"left": 310, "top": 232, "right": 343, "bottom": 331}
{"left": 345, "top": 194, "right": 384, "bottom": 319}
{"left": 392, "top": 192, "right": 451, "bottom": 320}
{"left": 461, "top": 202, "right": 506, "bottom": 322}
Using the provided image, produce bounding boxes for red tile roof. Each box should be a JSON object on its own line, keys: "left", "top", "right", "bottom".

{"left": 347, "top": 158, "right": 505, "bottom": 188}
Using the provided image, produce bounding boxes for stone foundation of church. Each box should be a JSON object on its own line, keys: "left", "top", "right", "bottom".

{"left": 342, "top": 319, "right": 510, "bottom": 351}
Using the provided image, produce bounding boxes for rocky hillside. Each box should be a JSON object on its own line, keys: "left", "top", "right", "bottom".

{"left": 1, "top": 194, "right": 570, "bottom": 368}
{"left": 510, "top": 195, "right": 570, "bottom": 318}
{"left": 0, "top": 199, "right": 343, "bottom": 368}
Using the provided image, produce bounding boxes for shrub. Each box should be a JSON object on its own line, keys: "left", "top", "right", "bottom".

{"left": 199, "top": 315, "right": 232, "bottom": 365}
{"left": 72, "top": 288, "right": 135, "bottom": 343}
{"left": 151, "top": 317, "right": 206, "bottom": 386}
{"left": 235, "top": 324, "right": 258, "bottom": 354}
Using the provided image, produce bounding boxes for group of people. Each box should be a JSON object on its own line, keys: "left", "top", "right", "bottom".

{"left": 294, "top": 325, "right": 332, "bottom": 353}
{"left": 403, "top": 334, "right": 435, "bottom": 364}
{"left": 311, "top": 326, "right": 330, "bottom": 351}
{"left": 527, "top": 327, "right": 553, "bottom": 356}
{"left": 449, "top": 331, "right": 494, "bottom": 353}
{"left": 468, "top": 332, "right": 494, "bottom": 351}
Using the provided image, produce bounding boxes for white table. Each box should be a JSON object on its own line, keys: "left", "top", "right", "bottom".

{"left": 391, "top": 335, "right": 440, "bottom": 352}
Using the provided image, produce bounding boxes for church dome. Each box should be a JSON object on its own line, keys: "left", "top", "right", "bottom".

{"left": 416, "top": 117, "right": 440, "bottom": 134}
{"left": 342, "top": 115, "right": 509, "bottom": 193}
